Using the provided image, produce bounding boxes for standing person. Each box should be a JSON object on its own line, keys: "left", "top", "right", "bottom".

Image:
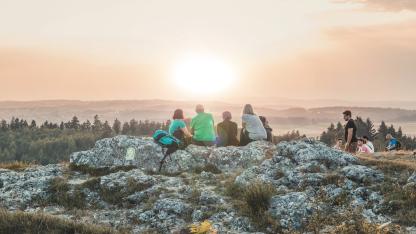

{"left": 259, "top": 116, "right": 273, "bottom": 142}
{"left": 190, "top": 104, "right": 216, "bottom": 146}
{"left": 240, "top": 104, "right": 267, "bottom": 146}
{"left": 333, "top": 138, "right": 343, "bottom": 150}
{"left": 343, "top": 110, "right": 357, "bottom": 153}
{"left": 217, "top": 111, "right": 239, "bottom": 147}
{"left": 362, "top": 136, "right": 375, "bottom": 153}
{"left": 357, "top": 138, "right": 372, "bottom": 154}
{"left": 168, "top": 109, "right": 192, "bottom": 147}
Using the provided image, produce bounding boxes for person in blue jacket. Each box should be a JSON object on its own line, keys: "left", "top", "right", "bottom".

{"left": 385, "top": 134, "right": 401, "bottom": 151}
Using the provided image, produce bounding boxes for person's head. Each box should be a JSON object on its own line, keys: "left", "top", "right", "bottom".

{"left": 357, "top": 138, "right": 364, "bottom": 146}
{"left": 173, "top": 109, "right": 184, "bottom": 120}
{"left": 195, "top": 104, "right": 204, "bottom": 114}
{"left": 259, "top": 116, "right": 267, "bottom": 125}
{"left": 386, "top": 134, "right": 393, "bottom": 140}
{"left": 362, "top": 136, "right": 369, "bottom": 143}
{"left": 222, "top": 111, "right": 232, "bottom": 121}
{"left": 343, "top": 110, "right": 352, "bottom": 121}
{"left": 336, "top": 138, "right": 343, "bottom": 145}
{"left": 243, "top": 104, "right": 255, "bottom": 115}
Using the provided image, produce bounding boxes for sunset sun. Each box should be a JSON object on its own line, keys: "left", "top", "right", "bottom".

{"left": 172, "top": 54, "right": 236, "bottom": 95}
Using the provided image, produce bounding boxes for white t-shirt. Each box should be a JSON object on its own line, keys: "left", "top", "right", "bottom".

{"left": 366, "top": 141, "right": 375, "bottom": 153}
{"left": 242, "top": 114, "right": 267, "bottom": 140}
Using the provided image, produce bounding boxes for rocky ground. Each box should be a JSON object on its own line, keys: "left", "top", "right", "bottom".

{"left": 0, "top": 135, "right": 415, "bottom": 233}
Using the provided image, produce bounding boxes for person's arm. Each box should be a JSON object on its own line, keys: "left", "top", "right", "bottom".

{"left": 344, "top": 128, "right": 353, "bottom": 151}
{"left": 181, "top": 127, "right": 192, "bottom": 138}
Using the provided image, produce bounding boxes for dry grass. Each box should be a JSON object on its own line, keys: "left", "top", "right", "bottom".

{"left": 46, "top": 177, "right": 86, "bottom": 209}
{"left": 357, "top": 152, "right": 416, "bottom": 227}
{"left": 100, "top": 177, "right": 152, "bottom": 205}
{"left": 193, "top": 163, "right": 222, "bottom": 174}
{"left": 0, "top": 161, "right": 33, "bottom": 171}
{"left": 69, "top": 164, "right": 137, "bottom": 177}
{"left": 0, "top": 209, "right": 120, "bottom": 234}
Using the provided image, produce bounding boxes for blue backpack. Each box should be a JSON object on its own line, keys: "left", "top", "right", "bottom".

{"left": 152, "top": 130, "right": 181, "bottom": 172}
{"left": 152, "top": 130, "right": 181, "bottom": 147}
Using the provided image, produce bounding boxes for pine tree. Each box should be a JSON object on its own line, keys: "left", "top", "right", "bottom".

{"left": 121, "top": 122, "right": 130, "bottom": 135}
{"left": 70, "top": 116, "right": 80, "bottom": 129}
{"left": 29, "top": 120, "right": 37, "bottom": 129}
{"left": 112, "top": 119, "right": 121, "bottom": 135}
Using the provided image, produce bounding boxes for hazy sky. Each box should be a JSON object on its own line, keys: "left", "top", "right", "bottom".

{"left": 1, "top": 0, "right": 415, "bottom": 102}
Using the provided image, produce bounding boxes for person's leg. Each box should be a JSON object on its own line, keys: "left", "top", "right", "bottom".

{"left": 192, "top": 139, "right": 206, "bottom": 146}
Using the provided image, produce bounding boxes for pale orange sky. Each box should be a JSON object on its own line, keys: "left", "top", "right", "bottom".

{"left": 1, "top": 0, "right": 416, "bottom": 102}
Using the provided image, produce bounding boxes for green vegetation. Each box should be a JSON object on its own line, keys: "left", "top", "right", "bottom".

{"left": 320, "top": 117, "right": 416, "bottom": 151}
{"left": 0, "top": 209, "right": 121, "bottom": 234}
{"left": 0, "top": 116, "right": 169, "bottom": 164}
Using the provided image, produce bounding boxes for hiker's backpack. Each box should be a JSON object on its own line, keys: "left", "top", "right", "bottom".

{"left": 152, "top": 130, "right": 181, "bottom": 148}
{"left": 152, "top": 130, "right": 181, "bottom": 171}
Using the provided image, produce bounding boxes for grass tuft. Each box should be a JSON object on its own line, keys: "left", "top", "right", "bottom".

{"left": 0, "top": 161, "right": 33, "bottom": 171}
{"left": 0, "top": 209, "right": 121, "bottom": 234}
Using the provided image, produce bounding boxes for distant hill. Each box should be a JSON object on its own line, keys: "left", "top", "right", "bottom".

{"left": 1, "top": 100, "right": 416, "bottom": 136}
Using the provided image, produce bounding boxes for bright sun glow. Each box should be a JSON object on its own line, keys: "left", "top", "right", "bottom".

{"left": 172, "top": 55, "right": 236, "bottom": 95}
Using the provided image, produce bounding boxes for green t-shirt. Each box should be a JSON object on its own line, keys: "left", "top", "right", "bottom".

{"left": 190, "top": 113, "right": 216, "bottom": 142}
{"left": 169, "top": 119, "right": 186, "bottom": 135}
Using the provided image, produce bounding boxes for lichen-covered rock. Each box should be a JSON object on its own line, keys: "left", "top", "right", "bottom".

{"left": 268, "top": 192, "right": 314, "bottom": 229}
{"left": 70, "top": 135, "right": 275, "bottom": 174}
{"left": 277, "top": 139, "right": 357, "bottom": 167}
{"left": 341, "top": 165, "right": 384, "bottom": 183}
{"left": 0, "top": 165, "right": 63, "bottom": 209}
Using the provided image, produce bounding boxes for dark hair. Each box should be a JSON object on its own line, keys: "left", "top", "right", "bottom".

{"left": 357, "top": 138, "right": 364, "bottom": 142}
{"left": 173, "top": 109, "right": 184, "bottom": 120}
{"left": 343, "top": 110, "right": 352, "bottom": 117}
{"left": 259, "top": 116, "right": 266, "bottom": 125}
{"left": 337, "top": 138, "right": 343, "bottom": 141}
{"left": 363, "top": 136, "right": 369, "bottom": 140}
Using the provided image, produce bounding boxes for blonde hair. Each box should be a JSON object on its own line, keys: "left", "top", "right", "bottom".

{"left": 243, "top": 104, "right": 255, "bottom": 115}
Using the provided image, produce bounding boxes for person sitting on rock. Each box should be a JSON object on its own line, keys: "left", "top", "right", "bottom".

{"left": 217, "top": 111, "right": 239, "bottom": 147}
{"left": 190, "top": 104, "right": 216, "bottom": 146}
{"left": 362, "top": 136, "right": 375, "bottom": 153}
{"left": 169, "top": 109, "right": 192, "bottom": 147}
{"left": 357, "top": 138, "right": 372, "bottom": 154}
{"left": 333, "top": 138, "right": 343, "bottom": 150}
{"left": 240, "top": 104, "right": 267, "bottom": 146}
{"left": 386, "top": 134, "right": 401, "bottom": 151}
{"left": 259, "top": 116, "right": 273, "bottom": 142}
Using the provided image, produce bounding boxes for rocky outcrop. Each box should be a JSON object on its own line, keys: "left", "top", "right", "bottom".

{"left": 1, "top": 137, "right": 404, "bottom": 233}
{"left": 70, "top": 135, "right": 275, "bottom": 174}
{"left": 0, "top": 165, "right": 64, "bottom": 210}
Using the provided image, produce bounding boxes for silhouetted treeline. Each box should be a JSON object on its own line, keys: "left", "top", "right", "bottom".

{"left": 320, "top": 117, "right": 416, "bottom": 151}
{"left": 0, "top": 116, "right": 169, "bottom": 164}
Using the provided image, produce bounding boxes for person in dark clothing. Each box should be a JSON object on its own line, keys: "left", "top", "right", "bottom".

{"left": 343, "top": 110, "right": 357, "bottom": 153}
{"left": 217, "top": 111, "right": 239, "bottom": 147}
{"left": 259, "top": 116, "right": 273, "bottom": 142}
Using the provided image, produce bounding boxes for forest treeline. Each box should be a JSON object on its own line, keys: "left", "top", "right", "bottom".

{"left": 320, "top": 117, "right": 416, "bottom": 151}
{"left": 1, "top": 115, "right": 414, "bottom": 165}
{"left": 0, "top": 116, "right": 169, "bottom": 164}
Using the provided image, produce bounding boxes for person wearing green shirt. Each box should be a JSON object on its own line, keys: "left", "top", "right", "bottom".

{"left": 190, "top": 104, "right": 216, "bottom": 146}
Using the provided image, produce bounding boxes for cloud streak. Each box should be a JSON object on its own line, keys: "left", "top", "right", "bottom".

{"left": 340, "top": 0, "right": 416, "bottom": 11}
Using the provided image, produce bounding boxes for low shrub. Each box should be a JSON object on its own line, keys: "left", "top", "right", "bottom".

{"left": 243, "top": 183, "right": 276, "bottom": 216}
